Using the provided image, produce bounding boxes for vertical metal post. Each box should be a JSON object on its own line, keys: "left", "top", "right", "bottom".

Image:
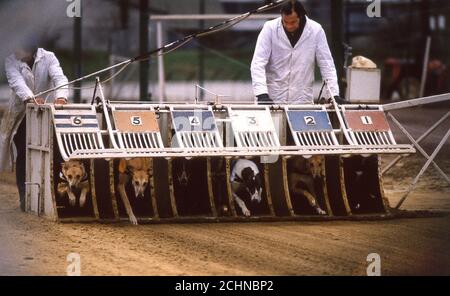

{"left": 139, "top": 0, "right": 150, "bottom": 101}
{"left": 419, "top": 36, "right": 431, "bottom": 98}
{"left": 331, "top": 0, "right": 344, "bottom": 96}
{"left": 157, "top": 21, "right": 165, "bottom": 103}
{"left": 73, "top": 6, "right": 82, "bottom": 103}
{"left": 198, "top": 0, "right": 205, "bottom": 101}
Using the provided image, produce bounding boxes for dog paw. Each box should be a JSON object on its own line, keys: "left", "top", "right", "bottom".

{"left": 79, "top": 196, "right": 86, "bottom": 208}
{"left": 68, "top": 194, "right": 76, "bottom": 207}
{"left": 316, "top": 208, "right": 327, "bottom": 215}
{"left": 251, "top": 196, "right": 262, "bottom": 203}
{"left": 243, "top": 208, "right": 251, "bottom": 217}
{"left": 129, "top": 215, "right": 138, "bottom": 225}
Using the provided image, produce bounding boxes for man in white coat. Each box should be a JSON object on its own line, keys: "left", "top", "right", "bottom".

{"left": 0, "top": 40, "right": 69, "bottom": 211}
{"left": 251, "top": 1, "right": 345, "bottom": 105}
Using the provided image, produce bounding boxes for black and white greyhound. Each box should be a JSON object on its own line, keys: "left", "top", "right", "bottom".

{"left": 230, "top": 159, "right": 263, "bottom": 216}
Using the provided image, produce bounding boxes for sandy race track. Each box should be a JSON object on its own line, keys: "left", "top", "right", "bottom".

{"left": 0, "top": 107, "right": 449, "bottom": 276}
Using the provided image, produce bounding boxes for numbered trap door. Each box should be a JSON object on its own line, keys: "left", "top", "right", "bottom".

{"left": 228, "top": 107, "right": 280, "bottom": 149}
{"left": 51, "top": 106, "right": 105, "bottom": 160}
{"left": 170, "top": 158, "right": 214, "bottom": 217}
{"left": 343, "top": 110, "right": 396, "bottom": 146}
{"left": 285, "top": 156, "right": 330, "bottom": 215}
{"left": 229, "top": 158, "right": 273, "bottom": 217}
{"left": 112, "top": 110, "right": 164, "bottom": 151}
{"left": 342, "top": 155, "right": 387, "bottom": 214}
{"left": 170, "top": 108, "right": 223, "bottom": 150}
{"left": 112, "top": 159, "right": 158, "bottom": 220}
{"left": 53, "top": 158, "right": 96, "bottom": 219}
{"left": 286, "top": 109, "right": 339, "bottom": 148}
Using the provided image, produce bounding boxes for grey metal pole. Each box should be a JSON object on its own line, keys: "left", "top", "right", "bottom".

{"left": 156, "top": 21, "right": 165, "bottom": 103}
{"left": 73, "top": 6, "right": 82, "bottom": 103}
{"left": 139, "top": 0, "right": 150, "bottom": 101}
{"left": 198, "top": 0, "right": 205, "bottom": 101}
{"left": 331, "top": 0, "right": 344, "bottom": 97}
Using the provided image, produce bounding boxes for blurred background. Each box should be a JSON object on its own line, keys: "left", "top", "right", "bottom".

{"left": 0, "top": 0, "right": 449, "bottom": 105}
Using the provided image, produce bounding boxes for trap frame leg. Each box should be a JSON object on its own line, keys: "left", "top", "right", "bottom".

{"left": 206, "top": 157, "right": 218, "bottom": 218}
{"left": 225, "top": 157, "right": 238, "bottom": 217}
{"left": 387, "top": 113, "right": 450, "bottom": 185}
{"left": 382, "top": 111, "right": 450, "bottom": 176}
{"left": 394, "top": 127, "right": 450, "bottom": 209}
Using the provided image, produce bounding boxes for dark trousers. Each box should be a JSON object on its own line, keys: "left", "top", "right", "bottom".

{"left": 13, "top": 117, "right": 26, "bottom": 211}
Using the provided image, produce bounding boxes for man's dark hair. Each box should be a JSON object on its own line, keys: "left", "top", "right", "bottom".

{"left": 281, "top": 1, "right": 307, "bottom": 17}
{"left": 19, "top": 35, "right": 39, "bottom": 55}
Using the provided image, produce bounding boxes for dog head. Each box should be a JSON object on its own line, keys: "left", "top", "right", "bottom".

{"left": 61, "top": 161, "right": 86, "bottom": 190}
{"left": 129, "top": 167, "right": 150, "bottom": 198}
{"left": 308, "top": 156, "right": 323, "bottom": 179}
{"left": 176, "top": 161, "right": 190, "bottom": 186}
{"left": 241, "top": 167, "right": 262, "bottom": 202}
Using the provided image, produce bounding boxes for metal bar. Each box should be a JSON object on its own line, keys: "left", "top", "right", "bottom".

{"left": 320, "top": 132, "right": 328, "bottom": 146}
{"left": 367, "top": 132, "right": 377, "bottom": 145}
{"left": 193, "top": 132, "right": 203, "bottom": 148}
{"left": 260, "top": 132, "right": 270, "bottom": 147}
{"left": 419, "top": 36, "right": 432, "bottom": 98}
{"left": 146, "top": 133, "right": 155, "bottom": 148}
{"left": 296, "top": 133, "right": 305, "bottom": 146}
{"left": 81, "top": 134, "right": 89, "bottom": 150}
{"left": 77, "top": 133, "right": 84, "bottom": 150}
{"left": 302, "top": 133, "right": 311, "bottom": 146}
{"left": 388, "top": 113, "right": 450, "bottom": 185}
{"left": 373, "top": 132, "right": 382, "bottom": 145}
{"left": 150, "top": 14, "right": 280, "bottom": 21}
{"left": 91, "top": 133, "right": 99, "bottom": 149}
{"left": 306, "top": 132, "right": 315, "bottom": 146}
{"left": 250, "top": 132, "right": 259, "bottom": 147}
{"left": 141, "top": 133, "right": 149, "bottom": 149}
{"left": 395, "top": 128, "right": 450, "bottom": 209}
{"left": 66, "top": 134, "right": 75, "bottom": 154}
{"left": 383, "top": 111, "right": 450, "bottom": 174}
{"left": 156, "top": 21, "right": 165, "bottom": 102}
{"left": 353, "top": 132, "right": 363, "bottom": 145}
{"left": 256, "top": 132, "right": 265, "bottom": 147}
{"left": 382, "top": 93, "right": 450, "bottom": 111}
{"left": 326, "top": 132, "right": 334, "bottom": 145}
{"left": 382, "top": 132, "right": 391, "bottom": 145}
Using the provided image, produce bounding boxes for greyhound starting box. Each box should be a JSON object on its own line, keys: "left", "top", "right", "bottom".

{"left": 25, "top": 81, "right": 415, "bottom": 223}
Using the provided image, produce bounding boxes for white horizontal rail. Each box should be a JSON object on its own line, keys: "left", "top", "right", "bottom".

{"left": 383, "top": 93, "right": 450, "bottom": 111}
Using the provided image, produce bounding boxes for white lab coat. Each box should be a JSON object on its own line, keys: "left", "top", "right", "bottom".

{"left": 251, "top": 16, "right": 340, "bottom": 104}
{"left": 0, "top": 48, "right": 69, "bottom": 172}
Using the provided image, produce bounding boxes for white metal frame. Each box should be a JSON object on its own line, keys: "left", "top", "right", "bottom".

{"left": 109, "top": 104, "right": 165, "bottom": 152}
{"left": 170, "top": 105, "right": 223, "bottom": 152}
{"left": 226, "top": 105, "right": 281, "bottom": 150}
{"left": 51, "top": 104, "right": 106, "bottom": 160}
{"left": 284, "top": 105, "right": 340, "bottom": 148}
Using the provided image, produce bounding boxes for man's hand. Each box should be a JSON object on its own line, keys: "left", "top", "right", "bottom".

{"left": 257, "top": 93, "right": 274, "bottom": 105}
{"left": 54, "top": 97, "right": 68, "bottom": 105}
{"left": 333, "top": 96, "right": 347, "bottom": 105}
{"left": 25, "top": 97, "right": 45, "bottom": 105}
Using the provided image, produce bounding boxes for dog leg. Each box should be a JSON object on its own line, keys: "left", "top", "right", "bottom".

{"left": 301, "top": 189, "right": 326, "bottom": 215}
{"left": 232, "top": 193, "right": 251, "bottom": 217}
{"left": 67, "top": 190, "right": 77, "bottom": 207}
{"left": 117, "top": 175, "right": 138, "bottom": 225}
{"left": 57, "top": 182, "right": 68, "bottom": 197}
